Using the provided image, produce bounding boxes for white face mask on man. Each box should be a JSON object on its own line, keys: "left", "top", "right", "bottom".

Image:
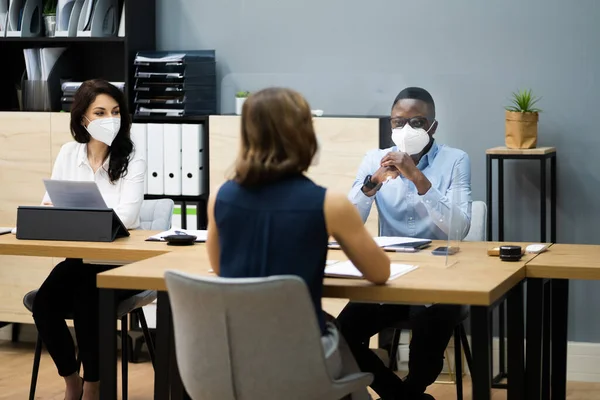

{"left": 391, "top": 120, "right": 436, "bottom": 155}
{"left": 84, "top": 116, "right": 121, "bottom": 146}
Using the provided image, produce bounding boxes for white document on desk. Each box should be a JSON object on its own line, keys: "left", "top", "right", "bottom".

{"left": 325, "top": 261, "right": 418, "bottom": 281}
{"left": 146, "top": 229, "right": 208, "bottom": 242}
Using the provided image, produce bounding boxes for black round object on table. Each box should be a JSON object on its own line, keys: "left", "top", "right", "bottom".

{"left": 164, "top": 234, "right": 197, "bottom": 246}
{"left": 499, "top": 245, "right": 522, "bottom": 262}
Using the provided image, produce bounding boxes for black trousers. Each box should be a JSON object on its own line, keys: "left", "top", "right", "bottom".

{"left": 32, "top": 258, "right": 138, "bottom": 382}
{"left": 337, "top": 302, "right": 464, "bottom": 399}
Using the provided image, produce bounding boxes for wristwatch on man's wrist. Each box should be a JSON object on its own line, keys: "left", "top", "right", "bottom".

{"left": 363, "top": 174, "right": 380, "bottom": 191}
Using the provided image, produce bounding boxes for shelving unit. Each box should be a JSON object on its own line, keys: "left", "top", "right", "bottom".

{"left": 136, "top": 115, "right": 210, "bottom": 230}
{"left": 0, "top": 0, "right": 156, "bottom": 112}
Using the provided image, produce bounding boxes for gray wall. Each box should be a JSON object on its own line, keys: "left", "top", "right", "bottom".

{"left": 157, "top": 0, "right": 600, "bottom": 342}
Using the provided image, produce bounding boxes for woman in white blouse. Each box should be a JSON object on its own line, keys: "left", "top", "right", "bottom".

{"left": 32, "top": 80, "right": 146, "bottom": 400}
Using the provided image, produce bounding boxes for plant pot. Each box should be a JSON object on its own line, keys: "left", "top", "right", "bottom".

{"left": 43, "top": 14, "right": 56, "bottom": 37}
{"left": 235, "top": 97, "right": 246, "bottom": 115}
{"left": 505, "top": 110, "right": 538, "bottom": 149}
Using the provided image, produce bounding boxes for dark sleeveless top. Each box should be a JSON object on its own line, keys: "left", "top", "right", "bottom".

{"left": 215, "top": 175, "right": 329, "bottom": 333}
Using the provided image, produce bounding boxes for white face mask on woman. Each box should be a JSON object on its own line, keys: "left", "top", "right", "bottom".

{"left": 84, "top": 116, "right": 121, "bottom": 146}
{"left": 391, "top": 121, "right": 436, "bottom": 155}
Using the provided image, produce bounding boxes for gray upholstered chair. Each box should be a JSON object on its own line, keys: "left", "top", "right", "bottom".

{"left": 388, "top": 201, "right": 487, "bottom": 399}
{"left": 165, "top": 271, "right": 373, "bottom": 400}
{"left": 23, "top": 198, "right": 174, "bottom": 400}
{"left": 464, "top": 201, "right": 487, "bottom": 242}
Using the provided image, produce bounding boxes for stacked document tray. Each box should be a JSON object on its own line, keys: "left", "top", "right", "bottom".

{"left": 133, "top": 51, "right": 217, "bottom": 117}
{"left": 61, "top": 81, "right": 125, "bottom": 111}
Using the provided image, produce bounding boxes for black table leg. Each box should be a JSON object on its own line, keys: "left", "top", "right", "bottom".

{"left": 551, "top": 279, "right": 569, "bottom": 400}
{"left": 155, "top": 291, "right": 172, "bottom": 399}
{"left": 498, "top": 158, "right": 504, "bottom": 241}
{"left": 550, "top": 155, "right": 557, "bottom": 243}
{"left": 526, "top": 278, "right": 544, "bottom": 400}
{"left": 471, "top": 305, "right": 492, "bottom": 400}
{"left": 507, "top": 281, "right": 525, "bottom": 400}
{"left": 541, "top": 280, "right": 551, "bottom": 400}
{"left": 540, "top": 159, "right": 547, "bottom": 243}
{"left": 99, "top": 289, "right": 118, "bottom": 400}
{"left": 486, "top": 154, "right": 493, "bottom": 241}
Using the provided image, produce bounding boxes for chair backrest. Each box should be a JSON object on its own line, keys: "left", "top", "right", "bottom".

{"left": 165, "top": 271, "right": 335, "bottom": 400}
{"left": 464, "top": 200, "right": 487, "bottom": 242}
{"left": 139, "top": 199, "right": 174, "bottom": 231}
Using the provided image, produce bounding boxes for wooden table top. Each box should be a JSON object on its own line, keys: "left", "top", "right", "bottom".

{"left": 525, "top": 244, "right": 600, "bottom": 280}
{"left": 97, "top": 241, "right": 543, "bottom": 306}
{"left": 486, "top": 146, "right": 556, "bottom": 155}
{"left": 0, "top": 230, "right": 170, "bottom": 262}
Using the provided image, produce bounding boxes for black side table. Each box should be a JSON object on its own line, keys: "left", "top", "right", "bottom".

{"left": 485, "top": 146, "right": 557, "bottom": 389}
{"left": 486, "top": 146, "right": 557, "bottom": 243}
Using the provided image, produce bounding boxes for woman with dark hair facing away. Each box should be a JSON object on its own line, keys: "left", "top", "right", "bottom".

{"left": 205, "top": 87, "right": 391, "bottom": 399}
{"left": 32, "top": 79, "right": 145, "bottom": 400}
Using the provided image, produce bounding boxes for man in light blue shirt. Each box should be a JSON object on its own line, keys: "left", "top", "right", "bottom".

{"left": 337, "top": 87, "right": 472, "bottom": 400}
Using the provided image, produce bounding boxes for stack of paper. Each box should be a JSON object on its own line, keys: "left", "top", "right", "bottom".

{"left": 324, "top": 260, "right": 418, "bottom": 281}
{"left": 146, "top": 229, "right": 208, "bottom": 242}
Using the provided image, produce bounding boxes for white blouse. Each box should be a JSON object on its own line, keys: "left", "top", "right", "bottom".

{"left": 42, "top": 141, "right": 146, "bottom": 229}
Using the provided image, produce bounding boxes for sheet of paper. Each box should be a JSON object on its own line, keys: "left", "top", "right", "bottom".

{"left": 40, "top": 47, "right": 67, "bottom": 80}
{"left": 146, "top": 229, "right": 208, "bottom": 242}
{"left": 324, "top": 261, "right": 418, "bottom": 281}
{"left": 0, "top": 227, "right": 12, "bottom": 235}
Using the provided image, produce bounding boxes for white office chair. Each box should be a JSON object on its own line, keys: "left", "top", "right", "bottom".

{"left": 23, "top": 198, "right": 174, "bottom": 400}
{"left": 165, "top": 271, "right": 373, "bottom": 400}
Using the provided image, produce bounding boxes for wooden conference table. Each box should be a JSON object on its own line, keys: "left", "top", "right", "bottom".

{"left": 0, "top": 232, "right": 538, "bottom": 400}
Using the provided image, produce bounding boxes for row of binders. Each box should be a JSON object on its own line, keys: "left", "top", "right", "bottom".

{"left": 0, "top": 0, "right": 123, "bottom": 38}
{"left": 130, "top": 123, "right": 206, "bottom": 197}
{"left": 133, "top": 51, "right": 217, "bottom": 118}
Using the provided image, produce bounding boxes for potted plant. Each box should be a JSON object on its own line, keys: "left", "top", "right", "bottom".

{"left": 235, "top": 91, "right": 249, "bottom": 115}
{"left": 504, "top": 89, "right": 542, "bottom": 149}
{"left": 42, "top": 0, "right": 57, "bottom": 37}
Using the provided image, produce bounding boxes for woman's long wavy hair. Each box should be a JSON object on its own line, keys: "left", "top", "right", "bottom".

{"left": 70, "top": 79, "right": 133, "bottom": 183}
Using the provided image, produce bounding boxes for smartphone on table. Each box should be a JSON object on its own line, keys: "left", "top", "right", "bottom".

{"left": 431, "top": 246, "right": 459, "bottom": 256}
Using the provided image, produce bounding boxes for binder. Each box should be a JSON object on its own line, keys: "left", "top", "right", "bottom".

{"left": 6, "top": 0, "right": 42, "bottom": 37}
{"left": 16, "top": 206, "right": 129, "bottom": 242}
{"left": 130, "top": 123, "right": 148, "bottom": 194}
{"left": 147, "top": 123, "right": 164, "bottom": 195}
{"left": 181, "top": 124, "right": 204, "bottom": 196}
{"left": 55, "top": 0, "right": 83, "bottom": 37}
{"left": 163, "top": 124, "right": 182, "bottom": 196}
{"left": 76, "top": 0, "right": 118, "bottom": 37}
{"left": 0, "top": 0, "right": 9, "bottom": 37}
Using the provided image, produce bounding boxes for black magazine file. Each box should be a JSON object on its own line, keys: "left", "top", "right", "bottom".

{"left": 16, "top": 206, "right": 129, "bottom": 242}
